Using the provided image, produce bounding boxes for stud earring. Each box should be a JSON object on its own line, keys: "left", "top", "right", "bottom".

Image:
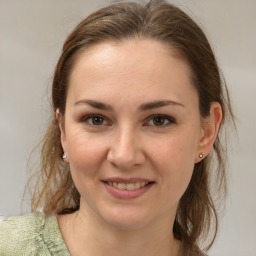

{"left": 62, "top": 153, "right": 67, "bottom": 160}
{"left": 199, "top": 152, "right": 205, "bottom": 158}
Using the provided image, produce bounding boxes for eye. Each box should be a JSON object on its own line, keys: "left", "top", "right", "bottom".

{"left": 82, "top": 114, "right": 108, "bottom": 127}
{"left": 146, "top": 115, "right": 175, "bottom": 128}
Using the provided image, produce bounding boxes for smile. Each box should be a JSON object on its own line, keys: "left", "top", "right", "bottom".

{"left": 105, "top": 181, "right": 150, "bottom": 190}
{"left": 102, "top": 179, "right": 155, "bottom": 199}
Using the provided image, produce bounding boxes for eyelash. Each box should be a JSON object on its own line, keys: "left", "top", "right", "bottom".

{"left": 81, "top": 114, "right": 108, "bottom": 127}
{"left": 146, "top": 114, "right": 176, "bottom": 128}
{"left": 80, "top": 114, "right": 176, "bottom": 129}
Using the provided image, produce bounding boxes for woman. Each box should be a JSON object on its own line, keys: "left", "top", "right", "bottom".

{"left": 0, "top": 1, "right": 234, "bottom": 255}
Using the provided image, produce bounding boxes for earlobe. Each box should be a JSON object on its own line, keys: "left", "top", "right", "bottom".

{"left": 195, "top": 102, "right": 222, "bottom": 163}
{"left": 62, "top": 152, "right": 69, "bottom": 163}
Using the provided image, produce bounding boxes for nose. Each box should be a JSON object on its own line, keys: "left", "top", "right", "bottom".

{"left": 107, "top": 125, "right": 146, "bottom": 170}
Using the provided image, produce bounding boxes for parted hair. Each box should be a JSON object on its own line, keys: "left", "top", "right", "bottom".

{"left": 27, "top": 0, "right": 234, "bottom": 255}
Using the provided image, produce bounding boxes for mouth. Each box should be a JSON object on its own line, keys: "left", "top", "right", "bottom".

{"left": 102, "top": 181, "right": 154, "bottom": 191}
{"left": 102, "top": 178, "right": 155, "bottom": 199}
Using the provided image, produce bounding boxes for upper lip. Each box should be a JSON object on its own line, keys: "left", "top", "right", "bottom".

{"left": 102, "top": 177, "right": 154, "bottom": 183}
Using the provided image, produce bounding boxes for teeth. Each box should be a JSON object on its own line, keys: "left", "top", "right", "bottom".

{"left": 106, "top": 181, "right": 149, "bottom": 190}
{"left": 134, "top": 182, "right": 140, "bottom": 189}
{"left": 117, "top": 183, "right": 126, "bottom": 190}
{"left": 127, "top": 183, "right": 135, "bottom": 190}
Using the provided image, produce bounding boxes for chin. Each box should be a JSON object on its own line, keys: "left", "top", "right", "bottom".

{"left": 100, "top": 208, "right": 152, "bottom": 230}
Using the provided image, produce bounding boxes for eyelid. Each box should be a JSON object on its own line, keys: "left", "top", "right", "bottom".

{"left": 145, "top": 114, "right": 176, "bottom": 128}
{"left": 80, "top": 114, "right": 111, "bottom": 127}
{"left": 80, "top": 113, "right": 176, "bottom": 128}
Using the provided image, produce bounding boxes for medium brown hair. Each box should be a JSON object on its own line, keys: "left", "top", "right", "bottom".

{"left": 27, "top": 0, "right": 234, "bottom": 254}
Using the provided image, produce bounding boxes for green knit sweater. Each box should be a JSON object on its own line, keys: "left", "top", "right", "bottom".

{"left": 0, "top": 212, "right": 70, "bottom": 255}
{"left": 0, "top": 213, "right": 208, "bottom": 256}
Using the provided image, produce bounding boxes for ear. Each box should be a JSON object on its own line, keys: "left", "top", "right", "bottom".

{"left": 56, "top": 108, "right": 69, "bottom": 163}
{"left": 195, "top": 102, "right": 222, "bottom": 163}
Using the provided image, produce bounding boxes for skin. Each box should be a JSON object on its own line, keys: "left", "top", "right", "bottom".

{"left": 57, "top": 38, "right": 222, "bottom": 256}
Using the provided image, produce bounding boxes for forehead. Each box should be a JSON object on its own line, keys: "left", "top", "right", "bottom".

{"left": 67, "top": 38, "right": 197, "bottom": 108}
{"left": 70, "top": 38, "right": 190, "bottom": 79}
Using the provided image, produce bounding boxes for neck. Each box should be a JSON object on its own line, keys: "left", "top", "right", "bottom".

{"left": 59, "top": 204, "right": 180, "bottom": 256}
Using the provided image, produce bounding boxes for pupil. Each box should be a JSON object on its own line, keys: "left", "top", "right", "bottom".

{"left": 93, "top": 117, "right": 103, "bottom": 125}
{"left": 153, "top": 117, "right": 164, "bottom": 126}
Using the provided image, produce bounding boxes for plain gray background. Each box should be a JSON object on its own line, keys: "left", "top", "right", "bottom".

{"left": 0, "top": 1, "right": 255, "bottom": 255}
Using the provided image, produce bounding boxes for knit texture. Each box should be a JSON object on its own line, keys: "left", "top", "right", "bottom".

{"left": 0, "top": 212, "right": 208, "bottom": 256}
{"left": 0, "top": 212, "right": 70, "bottom": 256}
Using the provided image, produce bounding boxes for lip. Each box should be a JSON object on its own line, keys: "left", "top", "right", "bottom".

{"left": 102, "top": 177, "right": 154, "bottom": 183}
{"left": 102, "top": 179, "right": 155, "bottom": 199}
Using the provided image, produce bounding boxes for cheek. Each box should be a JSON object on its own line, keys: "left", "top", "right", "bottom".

{"left": 151, "top": 130, "right": 197, "bottom": 168}
{"left": 66, "top": 130, "right": 108, "bottom": 175}
{"left": 150, "top": 132, "right": 198, "bottom": 195}
{"left": 66, "top": 132, "right": 109, "bottom": 201}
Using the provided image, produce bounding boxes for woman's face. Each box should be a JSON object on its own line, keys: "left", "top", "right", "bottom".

{"left": 61, "top": 38, "right": 204, "bottom": 229}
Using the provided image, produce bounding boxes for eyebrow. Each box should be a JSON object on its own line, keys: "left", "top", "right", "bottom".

{"left": 74, "top": 99, "right": 184, "bottom": 111}
{"left": 139, "top": 100, "right": 184, "bottom": 111}
{"left": 75, "top": 99, "right": 113, "bottom": 111}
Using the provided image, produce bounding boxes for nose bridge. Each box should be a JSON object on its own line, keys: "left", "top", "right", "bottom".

{"left": 107, "top": 123, "right": 145, "bottom": 169}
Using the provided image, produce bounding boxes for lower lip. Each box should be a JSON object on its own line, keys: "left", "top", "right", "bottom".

{"left": 103, "top": 182, "right": 154, "bottom": 199}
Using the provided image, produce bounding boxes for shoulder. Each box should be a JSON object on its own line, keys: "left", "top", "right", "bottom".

{"left": 0, "top": 212, "right": 46, "bottom": 232}
{"left": 0, "top": 212, "right": 69, "bottom": 256}
{"left": 0, "top": 213, "right": 46, "bottom": 255}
